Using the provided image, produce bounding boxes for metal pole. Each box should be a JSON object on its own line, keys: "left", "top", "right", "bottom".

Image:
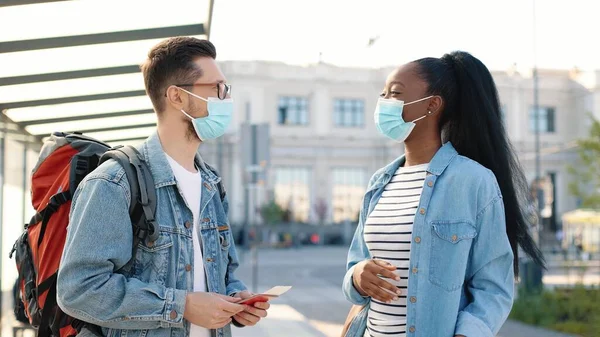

{"left": 216, "top": 140, "right": 223, "bottom": 180}
{"left": 533, "top": 0, "right": 542, "bottom": 235}
{"left": 206, "top": 0, "right": 223, "bottom": 179}
{"left": 243, "top": 102, "right": 251, "bottom": 250}
{"left": 0, "top": 114, "right": 6, "bottom": 324}
{"left": 250, "top": 124, "right": 258, "bottom": 293}
{"left": 251, "top": 235, "right": 258, "bottom": 293}
{"left": 23, "top": 142, "right": 28, "bottom": 225}
{"left": 205, "top": 0, "right": 215, "bottom": 40}
{"left": 528, "top": 0, "right": 544, "bottom": 292}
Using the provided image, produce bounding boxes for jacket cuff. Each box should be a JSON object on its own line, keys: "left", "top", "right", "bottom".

{"left": 455, "top": 311, "right": 494, "bottom": 337}
{"left": 227, "top": 284, "right": 248, "bottom": 297}
{"left": 161, "top": 288, "right": 187, "bottom": 328}
{"left": 343, "top": 266, "right": 370, "bottom": 306}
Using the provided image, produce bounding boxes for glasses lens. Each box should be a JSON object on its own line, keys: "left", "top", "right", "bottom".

{"left": 222, "top": 83, "right": 232, "bottom": 99}
{"left": 217, "top": 83, "right": 224, "bottom": 100}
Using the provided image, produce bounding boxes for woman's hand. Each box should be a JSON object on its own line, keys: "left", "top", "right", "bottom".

{"left": 352, "top": 259, "right": 402, "bottom": 303}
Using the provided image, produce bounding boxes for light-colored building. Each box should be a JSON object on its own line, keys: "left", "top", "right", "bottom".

{"left": 197, "top": 61, "right": 600, "bottom": 230}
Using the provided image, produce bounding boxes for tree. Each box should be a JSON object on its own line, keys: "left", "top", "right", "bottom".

{"left": 259, "top": 200, "right": 285, "bottom": 225}
{"left": 314, "top": 198, "right": 328, "bottom": 226}
{"left": 568, "top": 115, "right": 600, "bottom": 209}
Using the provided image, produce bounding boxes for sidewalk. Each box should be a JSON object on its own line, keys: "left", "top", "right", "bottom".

{"left": 233, "top": 304, "right": 330, "bottom": 337}
{"left": 233, "top": 308, "right": 579, "bottom": 337}
{"left": 499, "top": 320, "right": 578, "bottom": 337}
{"left": 1, "top": 299, "right": 580, "bottom": 337}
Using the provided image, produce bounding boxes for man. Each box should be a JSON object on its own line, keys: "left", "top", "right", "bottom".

{"left": 57, "top": 37, "right": 269, "bottom": 337}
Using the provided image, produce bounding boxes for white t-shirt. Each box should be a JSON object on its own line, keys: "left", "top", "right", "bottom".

{"left": 166, "top": 154, "right": 209, "bottom": 337}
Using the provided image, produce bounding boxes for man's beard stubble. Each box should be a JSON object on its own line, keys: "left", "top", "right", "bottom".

{"left": 184, "top": 100, "right": 201, "bottom": 142}
{"left": 186, "top": 120, "right": 199, "bottom": 142}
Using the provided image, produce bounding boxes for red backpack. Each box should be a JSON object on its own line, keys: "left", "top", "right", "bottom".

{"left": 10, "top": 132, "right": 159, "bottom": 337}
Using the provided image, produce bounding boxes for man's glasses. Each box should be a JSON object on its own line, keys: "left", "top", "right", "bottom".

{"left": 171, "top": 82, "right": 232, "bottom": 100}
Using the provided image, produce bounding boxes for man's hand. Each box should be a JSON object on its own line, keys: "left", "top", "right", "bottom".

{"left": 352, "top": 259, "right": 401, "bottom": 303}
{"left": 231, "top": 291, "right": 270, "bottom": 326}
{"left": 184, "top": 292, "right": 245, "bottom": 329}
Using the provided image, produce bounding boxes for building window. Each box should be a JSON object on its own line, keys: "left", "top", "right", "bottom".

{"left": 334, "top": 99, "right": 365, "bottom": 127}
{"left": 529, "top": 106, "right": 556, "bottom": 133}
{"left": 278, "top": 96, "right": 309, "bottom": 126}
{"left": 332, "top": 168, "right": 367, "bottom": 223}
{"left": 274, "top": 167, "right": 311, "bottom": 222}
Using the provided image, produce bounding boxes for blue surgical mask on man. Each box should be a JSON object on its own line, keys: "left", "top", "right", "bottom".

{"left": 178, "top": 87, "right": 233, "bottom": 141}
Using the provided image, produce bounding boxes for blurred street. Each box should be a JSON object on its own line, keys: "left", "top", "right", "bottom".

{"left": 231, "top": 246, "right": 587, "bottom": 337}
{"left": 2, "top": 246, "right": 592, "bottom": 337}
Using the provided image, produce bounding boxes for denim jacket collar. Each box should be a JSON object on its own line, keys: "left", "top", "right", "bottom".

{"left": 141, "top": 131, "right": 221, "bottom": 188}
{"left": 368, "top": 142, "right": 458, "bottom": 193}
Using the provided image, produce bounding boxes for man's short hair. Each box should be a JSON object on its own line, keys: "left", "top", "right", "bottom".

{"left": 140, "top": 37, "right": 217, "bottom": 113}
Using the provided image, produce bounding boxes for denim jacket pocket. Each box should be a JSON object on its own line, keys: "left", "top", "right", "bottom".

{"left": 429, "top": 221, "right": 477, "bottom": 292}
{"left": 217, "top": 224, "right": 231, "bottom": 251}
{"left": 133, "top": 229, "right": 174, "bottom": 284}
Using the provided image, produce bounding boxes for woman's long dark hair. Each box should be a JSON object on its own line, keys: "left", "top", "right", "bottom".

{"left": 414, "top": 51, "right": 545, "bottom": 275}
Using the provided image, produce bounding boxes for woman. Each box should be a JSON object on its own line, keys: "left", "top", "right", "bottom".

{"left": 342, "top": 51, "right": 545, "bottom": 337}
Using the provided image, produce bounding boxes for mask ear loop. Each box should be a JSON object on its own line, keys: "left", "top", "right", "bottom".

{"left": 179, "top": 87, "right": 211, "bottom": 118}
{"left": 178, "top": 87, "right": 209, "bottom": 102}
{"left": 411, "top": 110, "right": 433, "bottom": 123}
{"left": 404, "top": 95, "right": 434, "bottom": 106}
{"left": 180, "top": 109, "right": 194, "bottom": 120}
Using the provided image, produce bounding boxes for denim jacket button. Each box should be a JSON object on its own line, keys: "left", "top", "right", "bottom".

{"left": 414, "top": 237, "right": 421, "bottom": 243}
{"left": 147, "top": 241, "right": 155, "bottom": 248}
{"left": 419, "top": 208, "right": 426, "bottom": 215}
{"left": 185, "top": 221, "right": 192, "bottom": 229}
{"left": 169, "top": 310, "right": 178, "bottom": 319}
{"left": 409, "top": 326, "right": 416, "bottom": 333}
{"left": 185, "top": 264, "right": 192, "bottom": 271}
{"left": 452, "top": 234, "right": 458, "bottom": 242}
{"left": 410, "top": 296, "right": 417, "bottom": 303}
{"left": 427, "top": 181, "right": 434, "bottom": 187}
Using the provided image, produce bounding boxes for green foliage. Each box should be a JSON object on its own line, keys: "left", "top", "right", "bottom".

{"left": 510, "top": 285, "right": 600, "bottom": 337}
{"left": 259, "top": 200, "right": 285, "bottom": 225}
{"left": 568, "top": 115, "right": 600, "bottom": 209}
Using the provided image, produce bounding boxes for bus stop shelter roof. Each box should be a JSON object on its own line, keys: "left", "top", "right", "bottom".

{"left": 0, "top": 0, "right": 212, "bottom": 146}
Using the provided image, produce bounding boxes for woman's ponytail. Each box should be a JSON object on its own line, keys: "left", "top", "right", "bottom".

{"left": 414, "top": 51, "right": 545, "bottom": 275}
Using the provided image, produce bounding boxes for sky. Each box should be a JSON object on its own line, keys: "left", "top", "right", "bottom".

{"left": 0, "top": 0, "right": 598, "bottom": 111}
{"left": 0, "top": 0, "right": 598, "bottom": 74}
{"left": 209, "top": 0, "right": 599, "bottom": 71}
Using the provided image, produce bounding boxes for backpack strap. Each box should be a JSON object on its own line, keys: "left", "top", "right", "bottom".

{"left": 34, "top": 191, "right": 71, "bottom": 247}
{"left": 99, "top": 145, "right": 159, "bottom": 270}
{"left": 37, "top": 273, "right": 58, "bottom": 337}
{"left": 203, "top": 162, "right": 226, "bottom": 202}
{"left": 70, "top": 147, "right": 157, "bottom": 337}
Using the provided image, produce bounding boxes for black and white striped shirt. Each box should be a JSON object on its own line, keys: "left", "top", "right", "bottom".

{"left": 363, "top": 163, "right": 428, "bottom": 337}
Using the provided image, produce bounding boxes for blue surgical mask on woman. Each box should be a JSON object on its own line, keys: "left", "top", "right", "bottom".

{"left": 374, "top": 96, "right": 434, "bottom": 142}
